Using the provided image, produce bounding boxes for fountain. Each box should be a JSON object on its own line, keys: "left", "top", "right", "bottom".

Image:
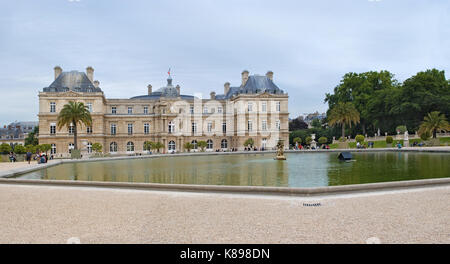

{"left": 275, "top": 139, "right": 286, "bottom": 160}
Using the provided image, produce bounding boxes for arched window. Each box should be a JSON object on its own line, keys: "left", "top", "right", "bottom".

{"left": 87, "top": 142, "right": 92, "bottom": 153}
{"left": 221, "top": 139, "right": 228, "bottom": 149}
{"left": 207, "top": 139, "right": 213, "bottom": 150}
{"left": 191, "top": 140, "right": 198, "bottom": 150}
{"left": 127, "top": 141, "right": 134, "bottom": 152}
{"left": 110, "top": 142, "right": 118, "bottom": 152}
{"left": 168, "top": 140, "right": 176, "bottom": 151}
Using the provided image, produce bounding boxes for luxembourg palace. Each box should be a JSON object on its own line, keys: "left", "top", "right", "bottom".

{"left": 38, "top": 66, "right": 289, "bottom": 157}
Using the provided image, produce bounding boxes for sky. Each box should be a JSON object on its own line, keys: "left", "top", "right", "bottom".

{"left": 0, "top": 0, "right": 449, "bottom": 125}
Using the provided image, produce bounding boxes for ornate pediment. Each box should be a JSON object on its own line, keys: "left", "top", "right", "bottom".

{"left": 60, "top": 90, "right": 82, "bottom": 97}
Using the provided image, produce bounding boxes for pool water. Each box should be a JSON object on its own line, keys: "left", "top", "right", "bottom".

{"left": 16, "top": 152, "right": 450, "bottom": 187}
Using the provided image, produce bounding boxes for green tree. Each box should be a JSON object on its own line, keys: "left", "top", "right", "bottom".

{"left": 198, "top": 141, "right": 207, "bottom": 152}
{"left": 327, "top": 102, "right": 360, "bottom": 139}
{"left": 57, "top": 101, "right": 92, "bottom": 150}
{"left": 305, "top": 136, "right": 312, "bottom": 145}
{"left": 92, "top": 143, "right": 102, "bottom": 153}
{"left": 13, "top": 144, "right": 26, "bottom": 154}
{"left": 151, "top": 142, "right": 164, "bottom": 153}
{"left": 318, "top": 136, "right": 327, "bottom": 145}
{"left": 39, "top": 144, "right": 52, "bottom": 155}
{"left": 243, "top": 138, "right": 254, "bottom": 148}
{"left": 396, "top": 125, "right": 407, "bottom": 134}
{"left": 143, "top": 141, "right": 153, "bottom": 152}
{"left": 25, "top": 126, "right": 39, "bottom": 146}
{"left": 355, "top": 135, "right": 365, "bottom": 143}
{"left": 0, "top": 143, "right": 12, "bottom": 154}
{"left": 293, "top": 137, "right": 302, "bottom": 145}
{"left": 183, "top": 142, "right": 194, "bottom": 152}
{"left": 418, "top": 111, "right": 449, "bottom": 138}
{"left": 25, "top": 144, "right": 36, "bottom": 153}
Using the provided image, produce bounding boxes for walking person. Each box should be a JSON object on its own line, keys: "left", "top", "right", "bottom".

{"left": 26, "top": 151, "right": 32, "bottom": 164}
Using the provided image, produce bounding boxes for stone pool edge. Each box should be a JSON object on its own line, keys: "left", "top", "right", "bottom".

{"left": 0, "top": 177, "right": 449, "bottom": 197}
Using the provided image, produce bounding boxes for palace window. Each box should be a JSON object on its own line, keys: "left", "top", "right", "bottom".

{"left": 168, "top": 141, "right": 176, "bottom": 151}
{"left": 190, "top": 105, "right": 194, "bottom": 114}
{"left": 143, "top": 106, "right": 148, "bottom": 114}
{"left": 50, "top": 123, "right": 56, "bottom": 135}
{"left": 128, "top": 123, "right": 133, "bottom": 135}
{"left": 68, "top": 143, "right": 74, "bottom": 154}
{"left": 262, "top": 120, "right": 267, "bottom": 131}
{"left": 86, "top": 103, "right": 92, "bottom": 112}
{"left": 207, "top": 139, "right": 213, "bottom": 150}
{"left": 222, "top": 122, "right": 226, "bottom": 133}
{"left": 126, "top": 141, "right": 134, "bottom": 152}
{"left": 144, "top": 123, "right": 150, "bottom": 134}
{"left": 276, "top": 120, "right": 281, "bottom": 130}
{"left": 203, "top": 106, "right": 208, "bottom": 114}
{"left": 192, "top": 122, "right": 197, "bottom": 134}
{"left": 111, "top": 106, "right": 117, "bottom": 114}
{"left": 50, "top": 102, "right": 56, "bottom": 113}
{"left": 86, "top": 126, "right": 92, "bottom": 134}
{"left": 276, "top": 101, "right": 281, "bottom": 112}
{"left": 110, "top": 124, "right": 116, "bottom": 135}
{"left": 248, "top": 120, "right": 253, "bottom": 132}
{"left": 248, "top": 102, "right": 253, "bottom": 112}
{"left": 110, "top": 142, "right": 118, "bottom": 152}
{"left": 217, "top": 106, "right": 223, "bottom": 113}
{"left": 191, "top": 140, "right": 198, "bottom": 150}
{"left": 262, "top": 102, "right": 267, "bottom": 112}
{"left": 207, "top": 122, "right": 213, "bottom": 133}
{"left": 128, "top": 106, "right": 133, "bottom": 114}
{"left": 51, "top": 144, "right": 56, "bottom": 154}
{"left": 87, "top": 142, "right": 92, "bottom": 153}
{"left": 221, "top": 139, "right": 227, "bottom": 149}
{"left": 168, "top": 121, "right": 175, "bottom": 134}
{"left": 68, "top": 124, "right": 74, "bottom": 135}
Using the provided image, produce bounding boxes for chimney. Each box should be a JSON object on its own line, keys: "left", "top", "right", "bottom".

{"left": 86, "top": 66, "right": 94, "bottom": 82}
{"left": 93, "top": 80, "right": 100, "bottom": 88}
{"left": 241, "top": 70, "right": 249, "bottom": 86}
{"left": 266, "top": 71, "right": 273, "bottom": 81}
{"left": 224, "top": 82, "right": 230, "bottom": 94}
{"left": 147, "top": 84, "right": 152, "bottom": 95}
{"left": 176, "top": 85, "right": 180, "bottom": 95}
{"left": 54, "top": 66, "right": 62, "bottom": 80}
{"left": 210, "top": 91, "right": 216, "bottom": 100}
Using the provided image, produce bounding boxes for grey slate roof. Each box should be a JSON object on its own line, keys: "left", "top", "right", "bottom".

{"left": 215, "top": 74, "right": 285, "bottom": 100}
{"left": 43, "top": 71, "right": 102, "bottom": 93}
{"left": 130, "top": 77, "right": 196, "bottom": 100}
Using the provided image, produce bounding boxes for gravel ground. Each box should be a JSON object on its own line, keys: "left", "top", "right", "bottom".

{"left": 0, "top": 184, "right": 448, "bottom": 244}
{"left": 0, "top": 160, "right": 58, "bottom": 173}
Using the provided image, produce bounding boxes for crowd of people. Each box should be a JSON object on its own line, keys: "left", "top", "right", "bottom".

{"left": 7, "top": 151, "right": 52, "bottom": 164}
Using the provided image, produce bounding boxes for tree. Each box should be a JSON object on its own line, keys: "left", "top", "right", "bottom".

{"left": 305, "top": 136, "right": 312, "bottom": 145}
{"left": 243, "top": 138, "right": 254, "bottom": 148}
{"left": 25, "top": 144, "right": 36, "bottom": 153}
{"left": 13, "top": 144, "right": 26, "bottom": 154}
{"left": 311, "top": 118, "right": 322, "bottom": 129}
{"left": 293, "top": 137, "right": 302, "bottom": 145}
{"left": 57, "top": 101, "right": 92, "bottom": 150}
{"left": 396, "top": 125, "right": 407, "bottom": 134}
{"left": 151, "top": 142, "right": 164, "bottom": 153}
{"left": 25, "top": 126, "right": 39, "bottom": 146}
{"left": 327, "top": 102, "right": 360, "bottom": 139}
{"left": 318, "top": 137, "right": 327, "bottom": 145}
{"left": 355, "top": 135, "right": 365, "bottom": 143}
{"left": 39, "top": 144, "right": 52, "bottom": 155}
{"left": 197, "top": 141, "right": 207, "bottom": 152}
{"left": 183, "top": 142, "right": 194, "bottom": 152}
{"left": 0, "top": 143, "right": 12, "bottom": 154}
{"left": 92, "top": 143, "right": 102, "bottom": 153}
{"left": 289, "top": 118, "right": 308, "bottom": 131}
{"left": 143, "top": 141, "right": 153, "bottom": 152}
{"left": 418, "top": 111, "right": 449, "bottom": 138}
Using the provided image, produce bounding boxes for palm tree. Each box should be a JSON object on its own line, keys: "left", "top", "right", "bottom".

{"left": 328, "top": 102, "right": 360, "bottom": 139}
{"left": 57, "top": 101, "right": 92, "bottom": 150}
{"left": 151, "top": 142, "right": 164, "bottom": 153}
{"left": 418, "top": 111, "right": 449, "bottom": 138}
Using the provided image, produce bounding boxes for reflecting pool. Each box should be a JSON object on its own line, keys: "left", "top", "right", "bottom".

{"left": 16, "top": 152, "right": 450, "bottom": 187}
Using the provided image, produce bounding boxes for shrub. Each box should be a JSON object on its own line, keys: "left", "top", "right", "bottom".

{"left": 386, "top": 136, "right": 393, "bottom": 144}
{"left": 184, "top": 142, "right": 193, "bottom": 152}
{"left": 92, "top": 143, "right": 102, "bottom": 153}
{"left": 318, "top": 136, "right": 327, "bottom": 144}
{"left": 339, "top": 137, "right": 347, "bottom": 142}
{"left": 243, "top": 138, "right": 254, "bottom": 148}
{"left": 293, "top": 137, "right": 302, "bottom": 145}
{"left": 355, "top": 134, "right": 365, "bottom": 143}
{"left": 305, "top": 136, "right": 312, "bottom": 145}
{"left": 198, "top": 141, "right": 207, "bottom": 152}
{"left": 13, "top": 144, "right": 26, "bottom": 154}
{"left": 0, "top": 143, "right": 12, "bottom": 154}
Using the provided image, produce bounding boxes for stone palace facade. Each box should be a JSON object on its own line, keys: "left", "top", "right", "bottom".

{"left": 38, "top": 66, "right": 289, "bottom": 157}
